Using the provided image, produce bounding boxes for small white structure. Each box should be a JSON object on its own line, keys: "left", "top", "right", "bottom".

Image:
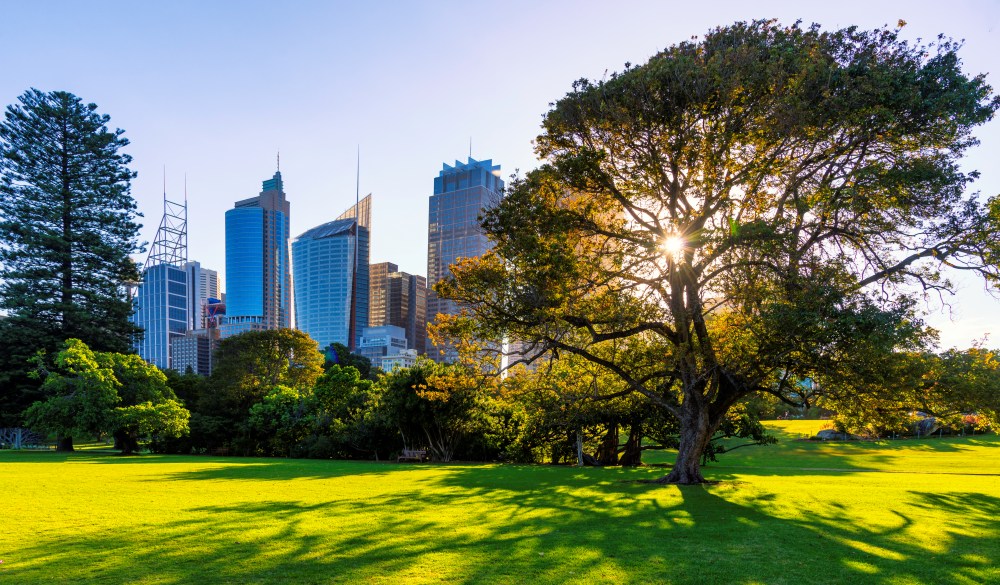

{"left": 380, "top": 349, "right": 419, "bottom": 371}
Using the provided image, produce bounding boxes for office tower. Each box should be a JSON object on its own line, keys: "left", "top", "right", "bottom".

{"left": 132, "top": 196, "right": 188, "bottom": 370}
{"left": 357, "top": 325, "right": 408, "bottom": 369}
{"left": 369, "top": 262, "right": 427, "bottom": 355}
{"left": 184, "top": 261, "right": 219, "bottom": 330}
{"left": 426, "top": 157, "right": 503, "bottom": 360}
{"left": 337, "top": 193, "right": 371, "bottom": 229}
{"left": 292, "top": 205, "right": 370, "bottom": 350}
{"left": 221, "top": 170, "right": 291, "bottom": 338}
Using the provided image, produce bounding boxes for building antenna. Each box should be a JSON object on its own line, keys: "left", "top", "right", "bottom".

{"left": 348, "top": 145, "right": 360, "bottom": 351}
{"left": 469, "top": 136, "right": 472, "bottom": 159}
{"left": 184, "top": 173, "right": 188, "bottom": 203}
{"left": 277, "top": 150, "right": 280, "bottom": 172}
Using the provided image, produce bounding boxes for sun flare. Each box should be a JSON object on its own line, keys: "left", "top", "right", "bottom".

{"left": 660, "top": 235, "right": 685, "bottom": 257}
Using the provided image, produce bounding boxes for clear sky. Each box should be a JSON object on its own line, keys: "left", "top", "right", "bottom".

{"left": 3, "top": 0, "right": 998, "bottom": 348}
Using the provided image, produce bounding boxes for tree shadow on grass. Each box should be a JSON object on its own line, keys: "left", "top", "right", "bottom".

{"left": 4, "top": 461, "right": 998, "bottom": 584}
{"left": 706, "top": 434, "right": 1000, "bottom": 477}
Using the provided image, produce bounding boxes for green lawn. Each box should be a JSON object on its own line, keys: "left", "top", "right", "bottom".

{"left": 2, "top": 427, "right": 998, "bottom": 584}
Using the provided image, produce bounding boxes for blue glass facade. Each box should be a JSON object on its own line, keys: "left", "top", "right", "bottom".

{"left": 225, "top": 208, "right": 264, "bottom": 319}
{"left": 222, "top": 171, "right": 291, "bottom": 338}
{"left": 292, "top": 218, "right": 369, "bottom": 349}
{"left": 132, "top": 263, "right": 188, "bottom": 369}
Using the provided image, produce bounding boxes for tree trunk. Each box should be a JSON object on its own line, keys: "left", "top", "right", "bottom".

{"left": 56, "top": 436, "right": 74, "bottom": 452}
{"left": 659, "top": 395, "right": 716, "bottom": 484}
{"left": 618, "top": 421, "right": 643, "bottom": 466}
{"left": 575, "top": 430, "right": 584, "bottom": 466}
{"left": 115, "top": 430, "right": 139, "bottom": 455}
{"left": 595, "top": 422, "right": 619, "bottom": 466}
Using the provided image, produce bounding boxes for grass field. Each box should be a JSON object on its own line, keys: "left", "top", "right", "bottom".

{"left": 2, "top": 424, "right": 998, "bottom": 584}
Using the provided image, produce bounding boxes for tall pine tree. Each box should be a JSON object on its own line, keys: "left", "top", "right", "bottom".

{"left": 0, "top": 89, "right": 143, "bottom": 424}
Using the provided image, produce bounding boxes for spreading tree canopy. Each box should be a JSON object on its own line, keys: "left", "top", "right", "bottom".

{"left": 23, "top": 339, "right": 189, "bottom": 453}
{"left": 206, "top": 328, "right": 326, "bottom": 414}
{"left": 439, "top": 21, "right": 1000, "bottom": 483}
{"left": 0, "top": 89, "right": 142, "bottom": 423}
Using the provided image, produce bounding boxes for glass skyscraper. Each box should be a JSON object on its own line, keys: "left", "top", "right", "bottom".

{"left": 292, "top": 214, "right": 370, "bottom": 349}
{"left": 221, "top": 171, "right": 291, "bottom": 338}
{"left": 426, "top": 157, "right": 503, "bottom": 360}
{"left": 132, "top": 263, "right": 187, "bottom": 370}
{"left": 132, "top": 195, "right": 188, "bottom": 370}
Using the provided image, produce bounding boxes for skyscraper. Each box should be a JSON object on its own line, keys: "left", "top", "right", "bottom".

{"left": 221, "top": 170, "right": 291, "bottom": 338}
{"left": 292, "top": 207, "right": 370, "bottom": 350}
{"left": 184, "top": 261, "right": 219, "bottom": 330}
{"left": 369, "top": 261, "right": 427, "bottom": 355}
{"left": 426, "top": 157, "right": 503, "bottom": 360}
{"left": 132, "top": 195, "right": 188, "bottom": 370}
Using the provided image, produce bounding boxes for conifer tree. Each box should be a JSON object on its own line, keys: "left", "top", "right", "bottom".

{"left": 0, "top": 89, "right": 143, "bottom": 423}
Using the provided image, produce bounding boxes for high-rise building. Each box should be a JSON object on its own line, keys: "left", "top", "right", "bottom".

{"left": 132, "top": 264, "right": 187, "bottom": 370}
{"left": 184, "top": 261, "right": 219, "bottom": 330}
{"left": 426, "top": 157, "right": 503, "bottom": 360}
{"left": 132, "top": 196, "right": 188, "bottom": 370}
{"left": 369, "top": 262, "right": 427, "bottom": 355}
{"left": 221, "top": 170, "right": 291, "bottom": 338}
{"left": 292, "top": 208, "right": 370, "bottom": 349}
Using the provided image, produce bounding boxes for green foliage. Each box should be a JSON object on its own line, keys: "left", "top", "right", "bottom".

{"left": 378, "top": 360, "right": 506, "bottom": 461}
{"left": 195, "top": 329, "right": 323, "bottom": 455}
{"left": 114, "top": 400, "right": 189, "bottom": 442}
{"left": 246, "top": 366, "right": 393, "bottom": 459}
{"left": 248, "top": 385, "right": 311, "bottom": 457}
{"left": 162, "top": 367, "right": 206, "bottom": 408}
{"left": 828, "top": 346, "right": 1000, "bottom": 435}
{"left": 23, "top": 339, "right": 189, "bottom": 453}
{"left": 324, "top": 342, "right": 376, "bottom": 380}
{"left": 208, "top": 328, "right": 325, "bottom": 413}
{"left": 0, "top": 90, "right": 143, "bottom": 424}
{"left": 440, "top": 20, "right": 1000, "bottom": 483}
{"left": 23, "top": 339, "right": 120, "bottom": 448}
{"left": 104, "top": 352, "right": 189, "bottom": 454}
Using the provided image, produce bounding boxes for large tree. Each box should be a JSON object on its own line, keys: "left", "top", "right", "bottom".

{"left": 0, "top": 89, "right": 142, "bottom": 422}
{"left": 23, "top": 339, "right": 119, "bottom": 451}
{"left": 199, "top": 328, "right": 325, "bottom": 454}
{"left": 23, "top": 339, "right": 189, "bottom": 453}
{"left": 439, "top": 21, "right": 1000, "bottom": 483}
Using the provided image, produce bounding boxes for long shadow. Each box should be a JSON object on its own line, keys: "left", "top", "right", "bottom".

{"left": 4, "top": 460, "right": 998, "bottom": 584}
{"left": 702, "top": 434, "right": 1000, "bottom": 478}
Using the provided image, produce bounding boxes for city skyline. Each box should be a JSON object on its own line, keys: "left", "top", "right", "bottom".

{"left": 3, "top": 1, "right": 999, "bottom": 348}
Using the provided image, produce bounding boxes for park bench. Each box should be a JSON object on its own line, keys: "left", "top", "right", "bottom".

{"left": 397, "top": 449, "right": 428, "bottom": 462}
{"left": 211, "top": 447, "right": 230, "bottom": 456}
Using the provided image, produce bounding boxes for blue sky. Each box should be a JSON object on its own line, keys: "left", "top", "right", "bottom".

{"left": 3, "top": 0, "right": 999, "bottom": 348}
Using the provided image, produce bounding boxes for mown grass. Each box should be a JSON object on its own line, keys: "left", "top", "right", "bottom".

{"left": 2, "top": 427, "right": 998, "bottom": 584}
